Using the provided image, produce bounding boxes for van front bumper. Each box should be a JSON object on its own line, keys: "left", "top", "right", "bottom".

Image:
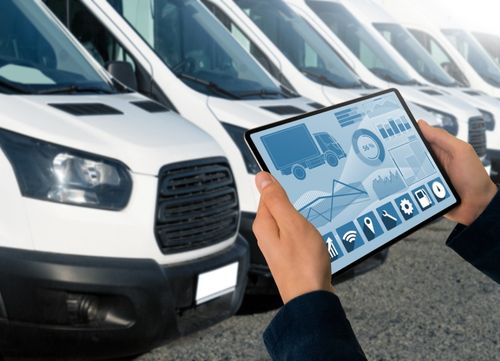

{"left": 0, "top": 236, "right": 249, "bottom": 359}
{"left": 488, "top": 149, "right": 500, "bottom": 182}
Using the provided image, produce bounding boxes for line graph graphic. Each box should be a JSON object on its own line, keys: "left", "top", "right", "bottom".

{"left": 297, "top": 179, "right": 370, "bottom": 228}
{"left": 372, "top": 170, "right": 406, "bottom": 200}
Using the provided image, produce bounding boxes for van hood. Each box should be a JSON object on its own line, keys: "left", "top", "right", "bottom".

{"left": 321, "top": 86, "right": 367, "bottom": 104}
{"left": 397, "top": 85, "right": 482, "bottom": 121}
{"left": 0, "top": 93, "right": 223, "bottom": 175}
{"left": 207, "top": 95, "right": 319, "bottom": 129}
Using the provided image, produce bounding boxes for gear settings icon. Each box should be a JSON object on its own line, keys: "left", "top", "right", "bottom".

{"left": 399, "top": 198, "right": 414, "bottom": 216}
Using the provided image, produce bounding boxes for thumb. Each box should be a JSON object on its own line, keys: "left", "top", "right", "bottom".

{"left": 255, "top": 171, "right": 274, "bottom": 193}
{"left": 255, "top": 172, "right": 301, "bottom": 227}
{"left": 418, "top": 119, "right": 460, "bottom": 153}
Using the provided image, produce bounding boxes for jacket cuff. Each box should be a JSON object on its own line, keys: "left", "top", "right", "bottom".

{"left": 446, "top": 191, "right": 500, "bottom": 281}
{"left": 446, "top": 190, "right": 499, "bottom": 248}
{"left": 263, "top": 291, "right": 366, "bottom": 360}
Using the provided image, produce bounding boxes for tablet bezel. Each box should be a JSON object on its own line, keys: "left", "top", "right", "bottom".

{"left": 245, "top": 88, "right": 461, "bottom": 277}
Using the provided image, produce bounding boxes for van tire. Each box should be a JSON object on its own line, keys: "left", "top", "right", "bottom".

{"left": 292, "top": 164, "right": 306, "bottom": 180}
{"left": 325, "top": 151, "right": 339, "bottom": 167}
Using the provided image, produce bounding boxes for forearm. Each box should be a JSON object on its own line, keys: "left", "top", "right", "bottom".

{"left": 264, "top": 291, "right": 367, "bottom": 361}
{"left": 446, "top": 191, "right": 500, "bottom": 283}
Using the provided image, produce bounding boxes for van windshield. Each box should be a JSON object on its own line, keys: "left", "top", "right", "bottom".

{"left": 234, "top": 0, "right": 363, "bottom": 89}
{"left": 442, "top": 28, "right": 500, "bottom": 87}
{"left": 306, "top": 1, "right": 417, "bottom": 85}
{"left": 375, "top": 23, "right": 457, "bottom": 87}
{"left": 107, "top": 0, "right": 283, "bottom": 99}
{"left": 0, "top": 0, "right": 114, "bottom": 94}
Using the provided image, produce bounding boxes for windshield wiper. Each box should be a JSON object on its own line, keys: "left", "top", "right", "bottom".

{"left": 359, "top": 80, "right": 377, "bottom": 89}
{"left": 175, "top": 73, "right": 241, "bottom": 100}
{"left": 280, "top": 85, "right": 300, "bottom": 98}
{"left": 237, "top": 88, "right": 282, "bottom": 99}
{"left": 36, "top": 85, "right": 114, "bottom": 95}
{"left": 300, "top": 68, "right": 338, "bottom": 87}
{"left": 0, "top": 77, "right": 31, "bottom": 94}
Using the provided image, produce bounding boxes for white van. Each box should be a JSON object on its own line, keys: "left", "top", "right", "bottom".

{"left": 44, "top": 0, "right": 319, "bottom": 298}
{"left": 377, "top": 0, "right": 500, "bottom": 179}
{"left": 378, "top": 0, "right": 500, "bottom": 99}
{"left": 202, "top": 0, "right": 439, "bottom": 122}
{"left": 288, "top": 0, "right": 490, "bottom": 171}
{"left": 340, "top": 0, "right": 500, "bottom": 181}
{"left": 473, "top": 31, "right": 500, "bottom": 68}
{"left": 0, "top": 0, "right": 248, "bottom": 358}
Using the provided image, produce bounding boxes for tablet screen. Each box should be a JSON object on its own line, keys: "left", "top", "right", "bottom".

{"left": 246, "top": 89, "right": 458, "bottom": 275}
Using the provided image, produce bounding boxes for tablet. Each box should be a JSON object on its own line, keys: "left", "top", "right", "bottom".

{"left": 245, "top": 89, "right": 460, "bottom": 276}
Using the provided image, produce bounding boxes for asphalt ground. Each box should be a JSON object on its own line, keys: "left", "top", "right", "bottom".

{"left": 138, "top": 219, "right": 500, "bottom": 361}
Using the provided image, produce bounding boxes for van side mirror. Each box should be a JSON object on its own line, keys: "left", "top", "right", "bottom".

{"left": 106, "top": 61, "right": 138, "bottom": 91}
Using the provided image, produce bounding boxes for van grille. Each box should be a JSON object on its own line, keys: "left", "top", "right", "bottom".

{"left": 155, "top": 158, "right": 239, "bottom": 254}
{"left": 468, "top": 116, "right": 487, "bottom": 158}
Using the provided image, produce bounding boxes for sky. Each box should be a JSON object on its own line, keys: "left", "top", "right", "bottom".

{"left": 376, "top": 0, "right": 500, "bottom": 33}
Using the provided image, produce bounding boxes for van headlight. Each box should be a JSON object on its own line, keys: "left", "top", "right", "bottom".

{"left": 478, "top": 109, "right": 495, "bottom": 131}
{"left": 417, "top": 105, "right": 458, "bottom": 136}
{"left": 222, "top": 122, "right": 261, "bottom": 174}
{"left": 0, "top": 129, "right": 132, "bottom": 210}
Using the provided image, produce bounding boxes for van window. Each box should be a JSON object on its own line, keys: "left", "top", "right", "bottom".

{"left": 306, "top": 0, "right": 416, "bottom": 86}
{"left": 375, "top": 23, "right": 457, "bottom": 87}
{"left": 44, "top": 0, "right": 135, "bottom": 69}
{"left": 107, "top": 0, "right": 284, "bottom": 100}
{"left": 442, "top": 28, "right": 500, "bottom": 87}
{"left": 0, "top": 0, "right": 114, "bottom": 94}
{"left": 201, "top": 0, "right": 296, "bottom": 92}
{"left": 235, "top": 0, "right": 363, "bottom": 89}
{"left": 46, "top": 0, "right": 178, "bottom": 109}
{"left": 473, "top": 32, "right": 500, "bottom": 67}
{"left": 409, "top": 28, "right": 469, "bottom": 87}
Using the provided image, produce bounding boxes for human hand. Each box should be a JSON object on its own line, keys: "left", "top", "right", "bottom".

{"left": 419, "top": 119, "right": 497, "bottom": 225}
{"left": 253, "top": 172, "right": 333, "bottom": 304}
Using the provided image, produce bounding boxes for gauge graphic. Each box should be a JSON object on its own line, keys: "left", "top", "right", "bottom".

{"left": 352, "top": 129, "right": 385, "bottom": 166}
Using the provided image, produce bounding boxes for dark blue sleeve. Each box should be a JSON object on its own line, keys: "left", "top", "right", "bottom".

{"left": 263, "top": 291, "right": 366, "bottom": 361}
{"left": 446, "top": 191, "right": 500, "bottom": 283}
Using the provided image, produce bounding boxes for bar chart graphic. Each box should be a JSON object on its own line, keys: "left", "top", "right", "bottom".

{"left": 334, "top": 107, "right": 365, "bottom": 128}
{"left": 389, "top": 138, "right": 436, "bottom": 186}
{"left": 377, "top": 116, "right": 412, "bottom": 139}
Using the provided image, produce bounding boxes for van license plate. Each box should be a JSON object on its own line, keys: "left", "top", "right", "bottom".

{"left": 196, "top": 262, "right": 238, "bottom": 305}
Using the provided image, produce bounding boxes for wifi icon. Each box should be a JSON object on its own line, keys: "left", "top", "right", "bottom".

{"left": 337, "top": 222, "right": 364, "bottom": 253}
{"left": 342, "top": 231, "right": 357, "bottom": 243}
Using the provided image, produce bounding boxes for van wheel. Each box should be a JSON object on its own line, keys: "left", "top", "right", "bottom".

{"left": 292, "top": 165, "right": 306, "bottom": 180}
{"left": 325, "top": 152, "right": 339, "bottom": 167}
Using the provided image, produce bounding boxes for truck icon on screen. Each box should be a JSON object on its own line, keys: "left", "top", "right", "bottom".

{"left": 261, "top": 124, "right": 346, "bottom": 180}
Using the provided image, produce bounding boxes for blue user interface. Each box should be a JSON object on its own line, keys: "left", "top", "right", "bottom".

{"left": 250, "top": 92, "right": 456, "bottom": 274}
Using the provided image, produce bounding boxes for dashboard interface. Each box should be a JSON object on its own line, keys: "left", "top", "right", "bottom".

{"left": 248, "top": 90, "right": 457, "bottom": 274}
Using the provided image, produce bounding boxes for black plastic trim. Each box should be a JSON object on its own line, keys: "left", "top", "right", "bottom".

{"left": 155, "top": 157, "right": 239, "bottom": 254}
{"left": 308, "top": 102, "right": 326, "bottom": 110}
{"left": 49, "top": 103, "right": 123, "bottom": 116}
{"left": 131, "top": 100, "right": 168, "bottom": 113}
{"left": 488, "top": 149, "right": 500, "bottom": 182}
{"left": 0, "top": 236, "right": 249, "bottom": 358}
{"left": 261, "top": 105, "right": 305, "bottom": 115}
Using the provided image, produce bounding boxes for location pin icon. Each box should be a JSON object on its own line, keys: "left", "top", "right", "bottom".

{"left": 364, "top": 217, "right": 375, "bottom": 234}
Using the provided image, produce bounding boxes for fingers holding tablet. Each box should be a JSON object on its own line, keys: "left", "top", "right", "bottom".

{"left": 418, "top": 119, "right": 497, "bottom": 225}
{"left": 254, "top": 172, "right": 333, "bottom": 304}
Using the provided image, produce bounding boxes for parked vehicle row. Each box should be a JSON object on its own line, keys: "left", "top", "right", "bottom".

{"left": 1, "top": 0, "right": 499, "bottom": 358}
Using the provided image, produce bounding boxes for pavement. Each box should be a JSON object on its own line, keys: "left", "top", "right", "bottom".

{"left": 138, "top": 219, "right": 500, "bottom": 361}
